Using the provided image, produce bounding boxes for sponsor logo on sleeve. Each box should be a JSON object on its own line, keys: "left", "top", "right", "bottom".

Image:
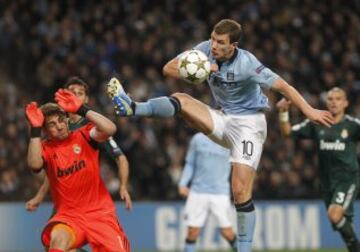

{"left": 255, "top": 65, "right": 265, "bottom": 74}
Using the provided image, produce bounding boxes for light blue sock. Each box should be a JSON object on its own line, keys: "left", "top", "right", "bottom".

{"left": 184, "top": 239, "right": 196, "bottom": 252}
{"left": 134, "top": 97, "right": 180, "bottom": 117}
{"left": 235, "top": 200, "right": 256, "bottom": 252}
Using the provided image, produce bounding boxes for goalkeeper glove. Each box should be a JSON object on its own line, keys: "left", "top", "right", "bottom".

{"left": 55, "top": 89, "right": 90, "bottom": 117}
{"left": 25, "top": 102, "right": 44, "bottom": 137}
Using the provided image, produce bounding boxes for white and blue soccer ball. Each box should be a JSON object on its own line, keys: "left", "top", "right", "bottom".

{"left": 178, "top": 49, "right": 211, "bottom": 84}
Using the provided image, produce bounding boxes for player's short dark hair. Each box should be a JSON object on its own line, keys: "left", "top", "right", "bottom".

{"left": 64, "top": 76, "right": 89, "bottom": 95}
{"left": 213, "top": 19, "right": 242, "bottom": 43}
{"left": 40, "top": 103, "right": 66, "bottom": 119}
{"left": 328, "top": 86, "right": 347, "bottom": 99}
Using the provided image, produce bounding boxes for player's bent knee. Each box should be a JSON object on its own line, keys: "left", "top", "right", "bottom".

{"left": 171, "top": 93, "right": 193, "bottom": 107}
{"left": 327, "top": 206, "right": 344, "bottom": 224}
{"left": 187, "top": 234, "right": 199, "bottom": 241}
{"left": 50, "top": 233, "right": 68, "bottom": 248}
{"left": 187, "top": 227, "right": 200, "bottom": 240}
{"left": 328, "top": 212, "right": 343, "bottom": 224}
{"left": 50, "top": 224, "right": 75, "bottom": 249}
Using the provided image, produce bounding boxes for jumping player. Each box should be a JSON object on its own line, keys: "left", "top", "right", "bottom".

{"left": 106, "top": 19, "right": 334, "bottom": 251}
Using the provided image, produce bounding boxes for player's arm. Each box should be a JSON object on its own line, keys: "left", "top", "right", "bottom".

{"left": 55, "top": 89, "right": 116, "bottom": 142}
{"left": 163, "top": 57, "right": 181, "bottom": 79}
{"left": 163, "top": 55, "right": 217, "bottom": 79}
{"left": 25, "top": 175, "right": 49, "bottom": 212}
{"left": 178, "top": 138, "right": 197, "bottom": 198}
{"left": 27, "top": 138, "right": 44, "bottom": 170}
{"left": 86, "top": 110, "right": 116, "bottom": 141}
{"left": 178, "top": 163, "right": 193, "bottom": 198}
{"left": 163, "top": 40, "right": 217, "bottom": 80}
{"left": 103, "top": 137, "right": 132, "bottom": 209}
{"left": 116, "top": 154, "right": 132, "bottom": 210}
{"left": 25, "top": 102, "right": 45, "bottom": 171}
{"left": 271, "top": 78, "right": 334, "bottom": 127}
{"left": 276, "top": 98, "right": 292, "bottom": 137}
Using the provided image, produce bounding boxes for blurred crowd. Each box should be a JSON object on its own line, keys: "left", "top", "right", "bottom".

{"left": 1, "top": 0, "right": 360, "bottom": 201}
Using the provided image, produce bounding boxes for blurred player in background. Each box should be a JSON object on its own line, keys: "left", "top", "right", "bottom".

{"left": 277, "top": 87, "right": 360, "bottom": 252}
{"left": 26, "top": 89, "right": 130, "bottom": 252}
{"left": 107, "top": 19, "right": 334, "bottom": 251}
{"left": 179, "top": 133, "right": 236, "bottom": 252}
{"left": 26, "top": 77, "right": 132, "bottom": 213}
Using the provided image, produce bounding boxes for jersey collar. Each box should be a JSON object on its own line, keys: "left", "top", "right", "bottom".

{"left": 216, "top": 48, "right": 238, "bottom": 67}
{"left": 228, "top": 48, "right": 238, "bottom": 64}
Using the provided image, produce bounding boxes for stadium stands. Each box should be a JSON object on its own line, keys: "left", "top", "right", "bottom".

{"left": 0, "top": 0, "right": 359, "bottom": 201}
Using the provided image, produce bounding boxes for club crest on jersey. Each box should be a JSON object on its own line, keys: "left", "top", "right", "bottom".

{"left": 341, "top": 129, "right": 348, "bottom": 139}
{"left": 73, "top": 144, "right": 81, "bottom": 154}
{"left": 227, "top": 72, "right": 234, "bottom": 81}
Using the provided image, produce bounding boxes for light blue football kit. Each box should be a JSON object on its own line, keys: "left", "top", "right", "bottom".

{"left": 194, "top": 40, "right": 278, "bottom": 115}
{"left": 109, "top": 39, "right": 280, "bottom": 252}
{"left": 179, "top": 133, "right": 231, "bottom": 194}
{"left": 179, "top": 133, "right": 235, "bottom": 252}
{"left": 192, "top": 41, "right": 278, "bottom": 252}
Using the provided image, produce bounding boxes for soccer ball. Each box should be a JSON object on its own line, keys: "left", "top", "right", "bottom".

{"left": 178, "top": 49, "right": 211, "bottom": 84}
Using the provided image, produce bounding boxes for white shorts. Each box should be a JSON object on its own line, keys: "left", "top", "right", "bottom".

{"left": 184, "top": 191, "right": 234, "bottom": 228}
{"left": 208, "top": 109, "right": 267, "bottom": 169}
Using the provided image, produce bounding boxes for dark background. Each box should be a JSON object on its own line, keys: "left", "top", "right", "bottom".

{"left": 1, "top": 0, "right": 360, "bottom": 201}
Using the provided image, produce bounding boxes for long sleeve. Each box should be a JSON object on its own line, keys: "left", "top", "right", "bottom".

{"left": 179, "top": 137, "right": 197, "bottom": 187}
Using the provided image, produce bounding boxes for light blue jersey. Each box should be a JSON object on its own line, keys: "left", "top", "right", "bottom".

{"left": 179, "top": 133, "right": 231, "bottom": 194}
{"left": 194, "top": 40, "right": 279, "bottom": 115}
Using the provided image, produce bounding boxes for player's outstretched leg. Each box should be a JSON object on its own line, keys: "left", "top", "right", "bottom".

{"left": 107, "top": 77, "right": 134, "bottom": 116}
{"left": 106, "top": 77, "right": 181, "bottom": 117}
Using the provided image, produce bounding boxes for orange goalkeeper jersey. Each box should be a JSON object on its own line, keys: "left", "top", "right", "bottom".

{"left": 41, "top": 123, "right": 115, "bottom": 213}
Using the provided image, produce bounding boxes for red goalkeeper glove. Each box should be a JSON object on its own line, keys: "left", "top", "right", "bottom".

{"left": 55, "top": 89, "right": 90, "bottom": 116}
{"left": 25, "top": 102, "right": 44, "bottom": 138}
{"left": 25, "top": 102, "right": 44, "bottom": 127}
